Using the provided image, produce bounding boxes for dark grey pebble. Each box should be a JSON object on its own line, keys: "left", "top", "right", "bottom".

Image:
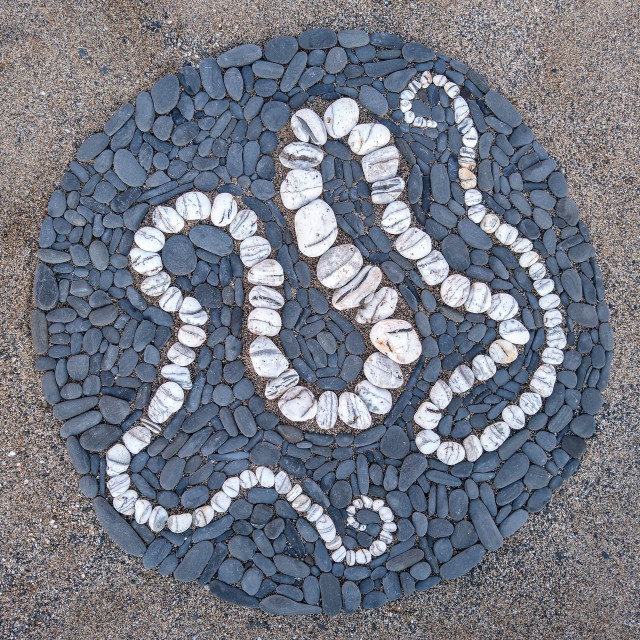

{"left": 260, "top": 594, "right": 321, "bottom": 615}
{"left": 93, "top": 497, "right": 146, "bottom": 557}
{"left": 218, "top": 44, "right": 262, "bottom": 68}
{"left": 33, "top": 264, "right": 59, "bottom": 310}
{"left": 174, "top": 541, "right": 213, "bottom": 582}
{"left": 439, "top": 544, "right": 485, "bottom": 580}
{"left": 150, "top": 74, "right": 180, "bottom": 115}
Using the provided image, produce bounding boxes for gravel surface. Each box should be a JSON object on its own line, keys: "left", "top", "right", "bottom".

{"left": 0, "top": 1, "right": 638, "bottom": 638}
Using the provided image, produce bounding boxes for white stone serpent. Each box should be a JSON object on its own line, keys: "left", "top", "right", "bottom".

{"left": 105, "top": 70, "right": 566, "bottom": 566}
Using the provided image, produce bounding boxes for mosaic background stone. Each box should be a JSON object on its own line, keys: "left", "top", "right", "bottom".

{"left": 30, "top": 29, "right": 613, "bottom": 617}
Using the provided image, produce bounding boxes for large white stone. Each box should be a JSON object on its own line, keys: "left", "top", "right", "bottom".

{"left": 177, "top": 324, "right": 206, "bottom": 348}
{"left": 129, "top": 248, "right": 162, "bottom": 276}
{"left": 161, "top": 364, "right": 192, "bottom": 390}
{"left": 529, "top": 364, "right": 557, "bottom": 397}
{"left": 249, "top": 285, "right": 284, "bottom": 309}
{"left": 247, "top": 259, "right": 284, "bottom": 286}
{"left": 147, "top": 382, "right": 184, "bottom": 423}
{"left": 323, "top": 98, "right": 359, "bottom": 138}
{"left": 247, "top": 308, "right": 282, "bottom": 336}
{"left": 363, "top": 353, "right": 403, "bottom": 389}
{"left": 239, "top": 236, "right": 272, "bottom": 267}
{"left": 415, "top": 429, "right": 440, "bottom": 455}
{"left": 471, "top": 354, "right": 497, "bottom": 381}
{"left": 463, "top": 434, "right": 483, "bottom": 462}
{"left": 465, "top": 282, "right": 492, "bottom": 313}
{"left": 280, "top": 169, "right": 323, "bottom": 210}
{"left": 429, "top": 380, "right": 453, "bottom": 410}
{"left": 414, "top": 401, "right": 442, "bottom": 430}
{"left": 480, "top": 422, "right": 510, "bottom": 451}
{"left": 176, "top": 191, "right": 211, "bottom": 220}
{"left": 140, "top": 272, "right": 170, "bottom": 297}
{"left": 152, "top": 206, "right": 184, "bottom": 233}
{"left": 355, "top": 287, "right": 397, "bottom": 324}
{"left": 499, "top": 318, "right": 530, "bottom": 345}
{"left": 489, "top": 339, "right": 518, "bottom": 364}
{"left": 249, "top": 336, "right": 288, "bottom": 378}
{"left": 417, "top": 250, "right": 449, "bottom": 285}
{"left": 135, "top": 226, "right": 165, "bottom": 252}
{"left": 361, "top": 146, "right": 399, "bottom": 183}
{"left": 179, "top": 297, "right": 208, "bottom": 325}
{"left": 440, "top": 274, "right": 471, "bottom": 308}
{"left": 338, "top": 392, "right": 372, "bottom": 430}
{"left": 158, "top": 286, "right": 183, "bottom": 312}
{"left": 370, "top": 319, "right": 421, "bottom": 364}
{"left": 395, "top": 228, "right": 432, "bottom": 260}
{"left": 279, "top": 142, "right": 324, "bottom": 170}
{"left": 291, "top": 108, "right": 327, "bottom": 145}
{"left": 332, "top": 265, "right": 382, "bottom": 310}
{"left": 316, "top": 391, "right": 338, "bottom": 430}
{"left": 265, "top": 369, "right": 299, "bottom": 400}
{"left": 294, "top": 199, "right": 338, "bottom": 257}
{"left": 355, "top": 380, "right": 392, "bottom": 415}
{"left": 317, "top": 244, "right": 363, "bottom": 289}
{"left": 167, "top": 342, "right": 196, "bottom": 366}
{"left": 380, "top": 201, "right": 411, "bottom": 235}
{"left": 488, "top": 293, "right": 519, "bottom": 321}
{"left": 278, "top": 386, "right": 318, "bottom": 422}
{"left": 210, "top": 192, "right": 237, "bottom": 227}
{"left": 348, "top": 123, "right": 391, "bottom": 155}
{"left": 448, "top": 364, "right": 475, "bottom": 394}
{"left": 229, "top": 208, "right": 257, "bottom": 240}
{"left": 437, "top": 442, "right": 465, "bottom": 466}
{"left": 502, "top": 405, "right": 526, "bottom": 430}
{"left": 371, "top": 177, "right": 405, "bottom": 204}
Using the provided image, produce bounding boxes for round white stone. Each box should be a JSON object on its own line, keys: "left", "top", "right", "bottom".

{"left": 161, "top": 364, "right": 192, "bottom": 390}
{"left": 113, "top": 490, "right": 138, "bottom": 516}
{"left": 294, "top": 199, "right": 338, "bottom": 257}
{"left": 332, "top": 265, "right": 382, "bottom": 310}
{"left": 338, "top": 392, "right": 372, "bottom": 430}
{"left": 239, "top": 236, "right": 271, "bottom": 267}
{"left": 415, "top": 429, "right": 440, "bottom": 455}
{"left": 499, "top": 318, "right": 530, "bottom": 345}
{"left": 429, "top": 380, "right": 453, "bottom": 409}
{"left": 148, "top": 506, "right": 168, "bottom": 532}
{"left": 209, "top": 192, "right": 237, "bottom": 226}
{"left": 106, "top": 444, "right": 130, "bottom": 476}
{"left": 167, "top": 342, "right": 196, "bottom": 366}
{"left": 229, "top": 208, "right": 258, "bottom": 240}
{"left": 463, "top": 434, "right": 483, "bottom": 462}
{"left": 417, "top": 250, "right": 449, "bottom": 285}
{"left": 371, "top": 177, "right": 405, "bottom": 204}
{"left": 355, "top": 287, "right": 397, "bottom": 324}
{"left": 279, "top": 142, "right": 324, "bottom": 170}
{"left": 122, "top": 426, "right": 151, "bottom": 455}
{"left": 414, "top": 401, "right": 442, "bottom": 430}
{"left": 370, "top": 319, "right": 422, "bottom": 364}
{"left": 395, "top": 227, "right": 432, "bottom": 260}
{"left": 471, "top": 354, "right": 497, "bottom": 381}
{"left": 363, "top": 353, "right": 403, "bottom": 389}
{"left": 449, "top": 364, "right": 475, "bottom": 394}
{"left": 465, "top": 282, "right": 492, "bottom": 313}
{"left": 440, "top": 274, "right": 471, "bottom": 308}
{"left": 158, "top": 286, "right": 183, "bottom": 312}
{"left": 248, "top": 259, "right": 284, "bottom": 286}
{"left": 249, "top": 285, "right": 284, "bottom": 309}
{"left": 348, "top": 123, "right": 391, "bottom": 155}
{"left": 255, "top": 467, "right": 276, "bottom": 488}
{"left": 179, "top": 297, "right": 208, "bottom": 325}
{"left": 291, "top": 108, "right": 327, "bottom": 145}
{"left": 265, "top": 369, "right": 299, "bottom": 400}
{"left": 167, "top": 513, "right": 193, "bottom": 533}
{"left": 176, "top": 191, "right": 211, "bottom": 221}
{"left": 489, "top": 339, "right": 519, "bottom": 364}
{"left": 361, "top": 146, "right": 399, "bottom": 183}
{"left": 480, "top": 422, "right": 510, "bottom": 451}
{"left": 134, "top": 226, "right": 165, "bottom": 252}
{"left": 488, "top": 293, "right": 519, "bottom": 321}
{"left": 134, "top": 499, "right": 152, "bottom": 524}
{"left": 323, "top": 98, "right": 359, "bottom": 138}
{"left": 317, "top": 244, "right": 363, "bottom": 289}
{"left": 316, "top": 391, "right": 338, "bottom": 430}
{"left": 355, "top": 380, "right": 392, "bottom": 415}
{"left": 381, "top": 201, "right": 411, "bottom": 235}
{"left": 177, "top": 324, "right": 206, "bottom": 348}
{"left": 152, "top": 206, "right": 184, "bottom": 233}
{"left": 280, "top": 169, "right": 323, "bottom": 210}
{"left": 520, "top": 392, "right": 543, "bottom": 415}
{"left": 129, "top": 248, "right": 162, "bottom": 276}
{"left": 437, "top": 441, "right": 465, "bottom": 466}
{"left": 147, "top": 382, "right": 184, "bottom": 423}
{"left": 247, "top": 308, "right": 282, "bottom": 336}
{"left": 502, "top": 405, "right": 526, "bottom": 430}
{"left": 249, "top": 336, "right": 288, "bottom": 378}
{"left": 529, "top": 364, "right": 557, "bottom": 397}
{"left": 140, "top": 271, "right": 171, "bottom": 297}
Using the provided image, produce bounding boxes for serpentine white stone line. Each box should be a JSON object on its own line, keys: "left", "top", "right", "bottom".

{"left": 272, "top": 79, "right": 567, "bottom": 463}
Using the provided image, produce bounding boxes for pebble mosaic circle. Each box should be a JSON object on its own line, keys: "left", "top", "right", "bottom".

{"left": 32, "top": 29, "right": 613, "bottom": 615}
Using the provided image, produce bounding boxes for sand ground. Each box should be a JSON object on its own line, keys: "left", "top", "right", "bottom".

{"left": 0, "top": 1, "right": 638, "bottom": 638}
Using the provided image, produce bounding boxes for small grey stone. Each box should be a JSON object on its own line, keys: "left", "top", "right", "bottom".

{"left": 93, "top": 497, "right": 146, "bottom": 557}
{"left": 484, "top": 90, "right": 522, "bottom": 127}
{"left": 264, "top": 36, "right": 299, "bottom": 64}
{"left": 114, "top": 149, "right": 146, "bottom": 187}
{"left": 298, "top": 28, "right": 338, "bottom": 49}
{"left": 261, "top": 101, "right": 290, "bottom": 131}
{"left": 33, "top": 264, "right": 58, "bottom": 311}
{"left": 439, "top": 544, "right": 485, "bottom": 580}
{"left": 162, "top": 235, "right": 197, "bottom": 275}
{"left": 359, "top": 85, "right": 388, "bottom": 116}
{"left": 218, "top": 44, "right": 262, "bottom": 68}
{"left": 151, "top": 74, "right": 180, "bottom": 114}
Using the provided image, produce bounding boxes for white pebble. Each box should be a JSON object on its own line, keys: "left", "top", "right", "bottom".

{"left": 247, "top": 308, "right": 282, "bottom": 336}
{"left": 414, "top": 401, "right": 442, "bottom": 430}
{"left": 178, "top": 324, "right": 206, "bottom": 347}
{"left": 543, "top": 310, "right": 563, "bottom": 328}
{"left": 437, "top": 441, "right": 465, "bottom": 466}
{"left": 265, "top": 369, "right": 300, "bottom": 400}
{"left": 529, "top": 364, "right": 557, "bottom": 397}
{"left": 316, "top": 391, "right": 338, "bottom": 430}
{"left": 363, "top": 353, "right": 403, "bottom": 389}
{"left": 179, "top": 297, "right": 208, "bottom": 325}
{"left": 332, "top": 265, "right": 382, "bottom": 310}
{"left": 229, "top": 208, "right": 257, "bottom": 240}
{"left": 148, "top": 506, "right": 168, "bottom": 532}
{"left": 370, "top": 319, "right": 422, "bottom": 364}
{"left": 317, "top": 244, "right": 363, "bottom": 289}
{"left": 323, "top": 98, "right": 359, "bottom": 138}
{"left": 129, "top": 248, "right": 162, "bottom": 276}
{"left": 176, "top": 191, "right": 211, "bottom": 220}
{"left": 395, "top": 227, "right": 432, "bottom": 260}
{"left": 249, "top": 285, "right": 284, "bottom": 309}
{"left": 122, "top": 425, "right": 152, "bottom": 455}
{"left": 488, "top": 293, "right": 519, "bottom": 321}
{"left": 338, "top": 392, "right": 372, "bottom": 430}
{"left": 135, "top": 226, "right": 165, "bottom": 252}
{"left": 361, "top": 146, "right": 399, "bottom": 183}
{"left": 280, "top": 169, "right": 323, "bottom": 209}
{"left": 248, "top": 259, "right": 284, "bottom": 286}
{"left": 278, "top": 386, "right": 318, "bottom": 422}
{"left": 239, "top": 236, "right": 271, "bottom": 267}
{"left": 161, "top": 364, "right": 192, "bottom": 390}
{"left": 279, "top": 141, "right": 324, "bottom": 170}
{"left": 167, "top": 513, "right": 193, "bottom": 533}
{"left": 134, "top": 499, "right": 152, "bottom": 524}
{"left": 355, "top": 380, "right": 392, "bottom": 414}
{"left": 371, "top": 177, "right": 405, "bottom": 204}
{"left": 107, "top": 473, "right": 130, "bottom": 497}
{"left": 295, "top": 199, "right": 338, "bottom": 257}
{"left": 480, "top": 422, "right": 510, "bottom": 451}
{"left": 147, "top": 382, "right": 184, "bottom": 423}
{"left": 348, "top": 122, "right": 391, "bottom": 155}
{"left": 152, "top": 206, "right": 184, "bottom": 233}
{"left": 255, "top": 467, "right": 275, "bottom": 488}
{"left": 140, "top": 272, "right": 171, "bottom": 297}
{"left": 194, "top": 506, "right": 215, "bottom": 527}
{"left": 356, "top": 287, "right": 398, "bottom": 324}
{"left": 440, "top": 274, "right": 471, "bottom": 308}
{"left": 249, "top": 336, "right": 288, "bottom": 378}
{"left": 239, "top": 470, "right": 258, "bottom": 489}
{"left": 520, "top": 392, "right": 543, "bottom": 415}
{"left": 291, "top": 108, "right": 327, "bottom": 145}
{"left": 113, "top": 490, "right": 137, "bottom": 516}
{"left": 502, "top": 405, "right": 526, "bottom": 430}
{"left": 415, "top": 429, "right": 440, "bottom": 455}
{"left": 417, "top": 250, "right": 449, "bottom": 285}
{"left": 158, "top": 286, "right": 183, "bottom": 312}
{"left": 489, "top": 339, "right": 519, "bottom": 364}
{"left": 465, "top": 282, "right": 492, "bottom": 313}
{"left": 499, "top": 318, "right": 530, "bottom": 345}
{"left": 381, "top": 201, "right": 411, "bottom": 235}
{"left": 471, "top": 354, "right": 497, "bottom": 381}
{"left": 463, "top": 434, "right": 483, "bottom": 462}
{"left": 167, "top": 342, "right": 196, "bottom": 366}
{"left": 449, "top": 364, "right": 475, "bottom": 394}
{"left": 106, "top": 444, "right": 130, "bottom": 476}
{"left": 211, "top": 491, "right": 231, "bottom": 513}
{"left": 430, "top": 380, "right": 453, "bottom": 409}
